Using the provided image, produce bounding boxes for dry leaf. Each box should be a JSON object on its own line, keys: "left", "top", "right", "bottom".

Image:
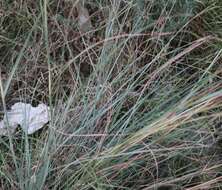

{"left": 76, "top": 2, "right": 92, "bottom": 33}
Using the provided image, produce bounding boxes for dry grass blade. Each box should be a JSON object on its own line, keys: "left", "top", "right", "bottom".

{"left": 146, "top": 36, "right": 212, "bottom": 88}
{"left": 185, "top": 176, "right": 222, "bottom": 190}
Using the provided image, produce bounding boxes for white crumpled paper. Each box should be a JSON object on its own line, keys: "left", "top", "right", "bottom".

{"left": 0, "top": 102, "right": 50, "bottom": 136}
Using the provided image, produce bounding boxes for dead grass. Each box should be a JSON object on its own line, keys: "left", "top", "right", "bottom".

{"left": 1, "top": 0, "right": 222, "bottom": 189}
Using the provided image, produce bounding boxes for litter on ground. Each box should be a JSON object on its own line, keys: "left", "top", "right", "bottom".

{"left": 0, "top": 102, "right": 50, "bottom": 136}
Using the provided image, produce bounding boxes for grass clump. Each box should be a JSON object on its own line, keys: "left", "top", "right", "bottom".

{"left": 1, "top": 0, "right": 222, "bottom": 189}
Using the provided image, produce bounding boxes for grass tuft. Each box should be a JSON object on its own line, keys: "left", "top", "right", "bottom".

{"left": 1, "top": 0, "right": 222, "bottom": 189}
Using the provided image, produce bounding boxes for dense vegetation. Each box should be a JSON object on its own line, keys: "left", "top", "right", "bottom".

{"left": 1, "top": 0, "right": 222, "bottom": 189}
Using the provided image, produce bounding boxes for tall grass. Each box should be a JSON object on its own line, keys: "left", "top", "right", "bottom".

{"left": 1, "top": 0, "right": 222, "bottom": 189}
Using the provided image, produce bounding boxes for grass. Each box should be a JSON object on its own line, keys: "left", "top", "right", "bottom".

{"left": 1, "top": 0, "right": 222, "bottom": 189}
